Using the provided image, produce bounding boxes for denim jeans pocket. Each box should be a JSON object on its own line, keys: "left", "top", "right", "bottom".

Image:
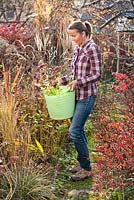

{"left": 79, "top": 95, "right": 96, "bottom": 105}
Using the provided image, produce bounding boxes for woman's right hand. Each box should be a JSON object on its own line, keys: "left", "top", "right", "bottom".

{"left": 69, "top": 80, "right": 78, "bottom": 91}
{"left": 51, "top": 80, "right": 58, "bottom": 87}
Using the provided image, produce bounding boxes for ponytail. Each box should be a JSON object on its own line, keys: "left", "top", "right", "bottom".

{"left": 84, "top": 21, "right": 92, "bottom": 39}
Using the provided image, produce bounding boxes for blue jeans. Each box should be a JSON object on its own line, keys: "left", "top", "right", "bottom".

{"left": 69, "top": 95, "right": 96, "bottom": 171}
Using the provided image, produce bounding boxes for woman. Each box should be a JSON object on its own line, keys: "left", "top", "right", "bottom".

{"left": 61, "top": 21, "right": 101, "bottom": 181}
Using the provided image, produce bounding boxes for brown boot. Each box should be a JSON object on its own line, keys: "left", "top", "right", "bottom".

{"left": 71, "top": 168, "right": 93, "bottom": 181}
{"left": 69, "top": 163, "right": 81, "bottom": 173}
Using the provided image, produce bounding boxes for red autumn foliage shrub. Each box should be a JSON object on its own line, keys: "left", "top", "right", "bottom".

{"left": 0, "top": 23, "right": 33, "bottom": 45}
{"left": 93, "top": 73, "right": 134, "bottom": 198}
{"left": 111, "top": 72, "right": 133, "bottom": 92}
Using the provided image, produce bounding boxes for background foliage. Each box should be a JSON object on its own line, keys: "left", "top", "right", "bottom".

{"left": 0, "top": 0, "right": 134, "bottom": 199}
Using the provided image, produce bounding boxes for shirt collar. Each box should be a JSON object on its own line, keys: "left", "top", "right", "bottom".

{"left": 82, "top": 39, "right": 93, "bottom": 50}
{"left": 74, "top": 39, "right": 93, "bottom": 54}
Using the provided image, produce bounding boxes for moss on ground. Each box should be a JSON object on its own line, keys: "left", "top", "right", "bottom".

{"left": 53, "top": 120, "right": 98, "bottom": 199}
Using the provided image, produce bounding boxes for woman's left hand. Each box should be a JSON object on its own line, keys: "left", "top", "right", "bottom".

{"left": 69, "top": 80, "right": 78, "bottom": 91}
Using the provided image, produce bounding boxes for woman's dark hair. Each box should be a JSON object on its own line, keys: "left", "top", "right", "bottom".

{"left": 68, "top": 21, "right": 92, "bottom": 38}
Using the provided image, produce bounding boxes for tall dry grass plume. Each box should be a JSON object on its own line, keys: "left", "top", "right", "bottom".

{"left": 34, "top": 0, "right": 52, "bottom": 51}
{"left": 34, "top": 0, "right": 72, "bottom": 67}
{"left": 0, "top": 65, "right": 23, "bottom": 156}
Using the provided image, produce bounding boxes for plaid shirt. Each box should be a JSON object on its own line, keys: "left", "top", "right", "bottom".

{"left": 61, "top": 39, "right": 101, "bottom": 100}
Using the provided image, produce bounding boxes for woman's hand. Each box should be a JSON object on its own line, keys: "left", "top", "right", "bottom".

{"left": 51, "top": 80, "right": 58, "bottom": 87}
{"left": 69, "top": 80, "right": 78, "bottom": 91}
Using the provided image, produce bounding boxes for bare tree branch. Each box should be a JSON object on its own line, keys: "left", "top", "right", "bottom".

{"left": 0, "top": 0, "right": 33, "bottom": 23}
{"left": 100, "top": 12, "right": 122, "bottom": 29}
{"left": 81, "top": 0, "right": 101, "bottom": 8}
{"left": 16, "top": 0, "right": 25, "bottom": 21}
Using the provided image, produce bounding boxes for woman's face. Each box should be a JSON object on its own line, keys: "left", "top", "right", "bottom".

{"left": 68, "top": 29, "right": 85, "bottom": 46}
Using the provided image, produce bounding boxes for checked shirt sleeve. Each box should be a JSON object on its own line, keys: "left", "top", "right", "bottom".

{"left": 77, "top": 44, "right": 101, "bottom": 87}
